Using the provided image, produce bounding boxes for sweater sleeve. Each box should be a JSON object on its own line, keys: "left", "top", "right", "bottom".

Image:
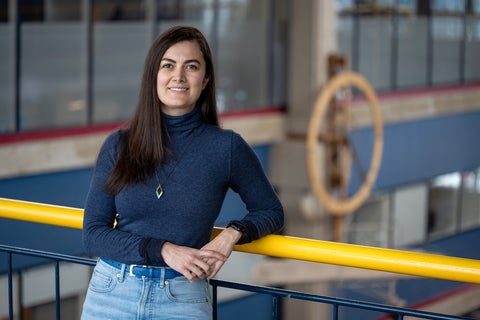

{"left": 82, "top": 131, "right": 165, "bottom": 264}
{"left": 228, "top": 132, "right": 284, "bottom": 243}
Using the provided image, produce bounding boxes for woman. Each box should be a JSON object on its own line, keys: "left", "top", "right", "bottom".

{"left": 81, "top": 26, "right": 284, "bottom": 319}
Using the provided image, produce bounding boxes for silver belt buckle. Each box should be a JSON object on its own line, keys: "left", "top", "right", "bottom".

{"left": 129, "top": 264, "right": 148, "bottom": 277}
{"left": 128, "top": 264, "right": 137, "bottom": 277}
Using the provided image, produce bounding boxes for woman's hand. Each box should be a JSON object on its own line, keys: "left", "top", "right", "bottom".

{"left": 161, "top": 242, "right": 227, "bottom": 282}
{"left": 200, "top": 227, "right": 242, "bottom": 279}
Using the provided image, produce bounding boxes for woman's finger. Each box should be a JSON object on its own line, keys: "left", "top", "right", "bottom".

{"left": 207, "top": 260, "right": 225, "bottom": 279}
{"left": 199, "top": 249, "right": 227, "bottom": 262}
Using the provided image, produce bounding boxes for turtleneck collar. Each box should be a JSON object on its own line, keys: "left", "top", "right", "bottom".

{"left": 162, "top": 106, "right": 202, "bottom": 133}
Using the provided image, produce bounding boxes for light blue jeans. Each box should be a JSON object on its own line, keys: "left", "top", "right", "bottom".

{"left": 81, "top": 259, "right": 212, "bottom": 320}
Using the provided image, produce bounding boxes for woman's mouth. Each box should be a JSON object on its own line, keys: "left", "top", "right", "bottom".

{"left": 168, "top": 87, "right": 189, "bottom": 92}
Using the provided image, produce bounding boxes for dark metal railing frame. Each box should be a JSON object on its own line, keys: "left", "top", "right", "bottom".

{"left": 0, "top": 244, "right": 472, "bottom": 320}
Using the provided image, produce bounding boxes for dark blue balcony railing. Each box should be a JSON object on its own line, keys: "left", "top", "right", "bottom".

{"left": 1, "top": 198, "right": 479, "bottom": 319}
{"left": 0, "top": 244, "right": 473, "bottom": 320}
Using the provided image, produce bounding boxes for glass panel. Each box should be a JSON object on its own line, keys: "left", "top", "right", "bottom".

{"left": 270, "top": 0, "right": 288, "bottom": 107}
{"left": 215, "top": 0, "right": 270, "bottom": 112}
{"left": 155, "top": 0, "right": 183, "bottom": 20}
{"left": 337, "top": 16, "right": 354, "bottom": 66}
{"left": 43, "top": 1, "right": 82, "bottom": 21}
{"left": 0, "top": 22, "right": 15, "bottom": 133}
{"left": 93, "top": 23, "right": 151, "bottom": 123}
{"left": 465, "top": 17, "right": 480, "bottom": 81}
{"left": 20, "top": 1, "right": 86, "bottom": 131}
{"left": 2, "top": 0, "right": 289, "bottom": 134}
{"left": 358, "top": 17, "right": 392, "bottom": 91}
{"left": 397, "top": 0, "right": 417, "bottom": 10}
{"left": 397, "top": 17, "right": 429, "bottom": 88}
{"left": 20, "top": 22, "right": 87, "bottom": 130}
{"left": 431, "top": 16, "right": 463, "bottom": 85}
{"left": 475, "top": 0, "right": 480, "bottom": 13}
{"left": 428, "top": 172, "right": 460, "bottom": 239}
{"left": 173, "top": 0, "right": 213, "bottom": 20}
{"left": 460, "top": 170, "right": 480, "bottom": 231}
{"left": 391, "top": 184, "right": 428, "bottom": 247}
{"left": 92, "top": 0, "right": 151, "bottom": 124}
{"left": 337, "top": 0, "right": 355, "bottom": 12}
{"left": 93, "top": 1, "right": 145, "bottom": 21}
{"left": 346, "top": 195, "right": 390, "bottom": 247}
{"left": 427, "top": 169, "right": 480, "bottom": 239}
{"left": 432, "top": 0, "right": 465, "bottom": 12}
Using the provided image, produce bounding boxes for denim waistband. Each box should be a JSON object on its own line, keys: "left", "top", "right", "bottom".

{"left": 101, "top": 258, "right": 183, "bottom": 279}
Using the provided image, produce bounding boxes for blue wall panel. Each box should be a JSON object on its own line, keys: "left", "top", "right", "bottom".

{"left": 349, "top": 110, "right": 480, "bottom": 193}
{"left": 218, "top": 293, "right": 275, "bottom": 320}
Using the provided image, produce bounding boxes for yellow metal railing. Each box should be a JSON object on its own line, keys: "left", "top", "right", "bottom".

{"left": 2, "top": 197, "right": 480, "bottom": 284}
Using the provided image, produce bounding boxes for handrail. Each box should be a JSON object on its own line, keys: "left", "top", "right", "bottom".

{"left": 2, "top": 197, "right": 480, "bottom": 284}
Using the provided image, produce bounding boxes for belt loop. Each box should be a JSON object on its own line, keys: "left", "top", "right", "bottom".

{"left": 159, "top": 268, "right": 166, "bottom": 288}
{"left": 117, "top": 263, "right": 126, "bottom": 283}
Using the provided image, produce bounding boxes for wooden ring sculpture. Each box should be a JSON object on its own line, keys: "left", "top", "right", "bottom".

{"left": 307, "top": 71, "right": 383, "bottom": 217}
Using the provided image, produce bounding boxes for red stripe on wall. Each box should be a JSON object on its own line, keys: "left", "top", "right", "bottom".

{"left": 0, "top": 122, "right": 127, "bottom": 145}
{"left": 0, "top": 106, "right": 286, "bottom": 145}
{"left": 352, "top": 81, "right": 480, "bottom": 104}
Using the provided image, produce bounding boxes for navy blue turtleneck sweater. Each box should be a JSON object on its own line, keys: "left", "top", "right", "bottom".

{"left": 82, "top": 107, "right": 284, "bottom": 266}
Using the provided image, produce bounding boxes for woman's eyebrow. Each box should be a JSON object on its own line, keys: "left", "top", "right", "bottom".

{"left": 184, "top": 59, "right": 201, "bottom": 65}
{"left": 161, "top": 57, "right": 201, "bottom": 64}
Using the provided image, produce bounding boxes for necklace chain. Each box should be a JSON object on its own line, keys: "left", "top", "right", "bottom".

{"left": 154, "top": 129, "right": 198, "bottom": 199}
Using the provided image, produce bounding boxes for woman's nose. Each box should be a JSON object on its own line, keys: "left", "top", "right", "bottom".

{"left": 173, "top": 67, "right": 186, "bottom": 82}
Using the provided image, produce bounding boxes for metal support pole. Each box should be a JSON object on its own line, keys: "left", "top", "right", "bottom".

{"left": 85, "top": 0, "right": 94, "bottom": 125}
{"left": 13, "top": 0, "right": 21, "bottom": 132}
{"left": 55, "top": 261, "right": 61, "bottom": 320}
{"left": 212, "top": 282, "right": 218, "bottom": 320}
{"left": 8, "top": 253, "right": 13, "bottom": 320}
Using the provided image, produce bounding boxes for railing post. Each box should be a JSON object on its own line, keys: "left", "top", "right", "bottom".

{"left": 7, "top": 252, "right": 13, "bottom": 320}
{"left": 272, "top": 296, "right": 279, "bottom": 320}
{"left": 212, "top": 281, "right": 218, "bottom": 320}
{"left": 332, "top": 303, "right": 339, "bottom": 320}
{"left": 55, "top": 261, "right": 60, "bottom": 320}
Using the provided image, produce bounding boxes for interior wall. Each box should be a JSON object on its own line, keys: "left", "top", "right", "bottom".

{"left": 392, "top": 183, "right": 428, "bottom": 247}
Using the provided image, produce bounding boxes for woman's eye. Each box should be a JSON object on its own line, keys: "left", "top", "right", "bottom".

{"left": 161, "top": 63, "right": 173, "bottom": 69}
{"left": 186, "top": 64, "right": 198, "bottom": 71}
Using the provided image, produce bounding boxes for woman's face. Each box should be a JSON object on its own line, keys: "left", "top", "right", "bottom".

{"left": 156, "top": 40, "right": 209, "bottom": 116}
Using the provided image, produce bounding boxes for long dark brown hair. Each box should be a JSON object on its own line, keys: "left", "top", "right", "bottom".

{"left": 105, "top": 26, "right": 219, "bottom": 194}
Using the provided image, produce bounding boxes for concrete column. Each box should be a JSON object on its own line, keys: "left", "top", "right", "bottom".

{"left": 286, "top": 0, "right": 337, "bottom": 134}
{"left": 273, "top": 0, "right": 338, "bottom": 237}
{"left": 271, "top": 1, "right": 338, "bottom": 319}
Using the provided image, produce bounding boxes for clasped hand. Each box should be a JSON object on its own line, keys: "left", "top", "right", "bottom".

{"left": 161, "top": 227, "right": 241, "bottom": 282}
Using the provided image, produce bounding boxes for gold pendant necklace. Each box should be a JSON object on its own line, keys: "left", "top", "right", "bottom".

{"left": 154, "top": 129, "right": 198, "bottom": 199}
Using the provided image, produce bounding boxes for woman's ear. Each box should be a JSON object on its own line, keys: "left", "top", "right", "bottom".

{"left": 202, "top": 77, "right": 210, "bottom": 90}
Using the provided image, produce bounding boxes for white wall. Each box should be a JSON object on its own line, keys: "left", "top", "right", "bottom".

{"left": 392, "top": 183, "right": 428, "bottom": 247}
